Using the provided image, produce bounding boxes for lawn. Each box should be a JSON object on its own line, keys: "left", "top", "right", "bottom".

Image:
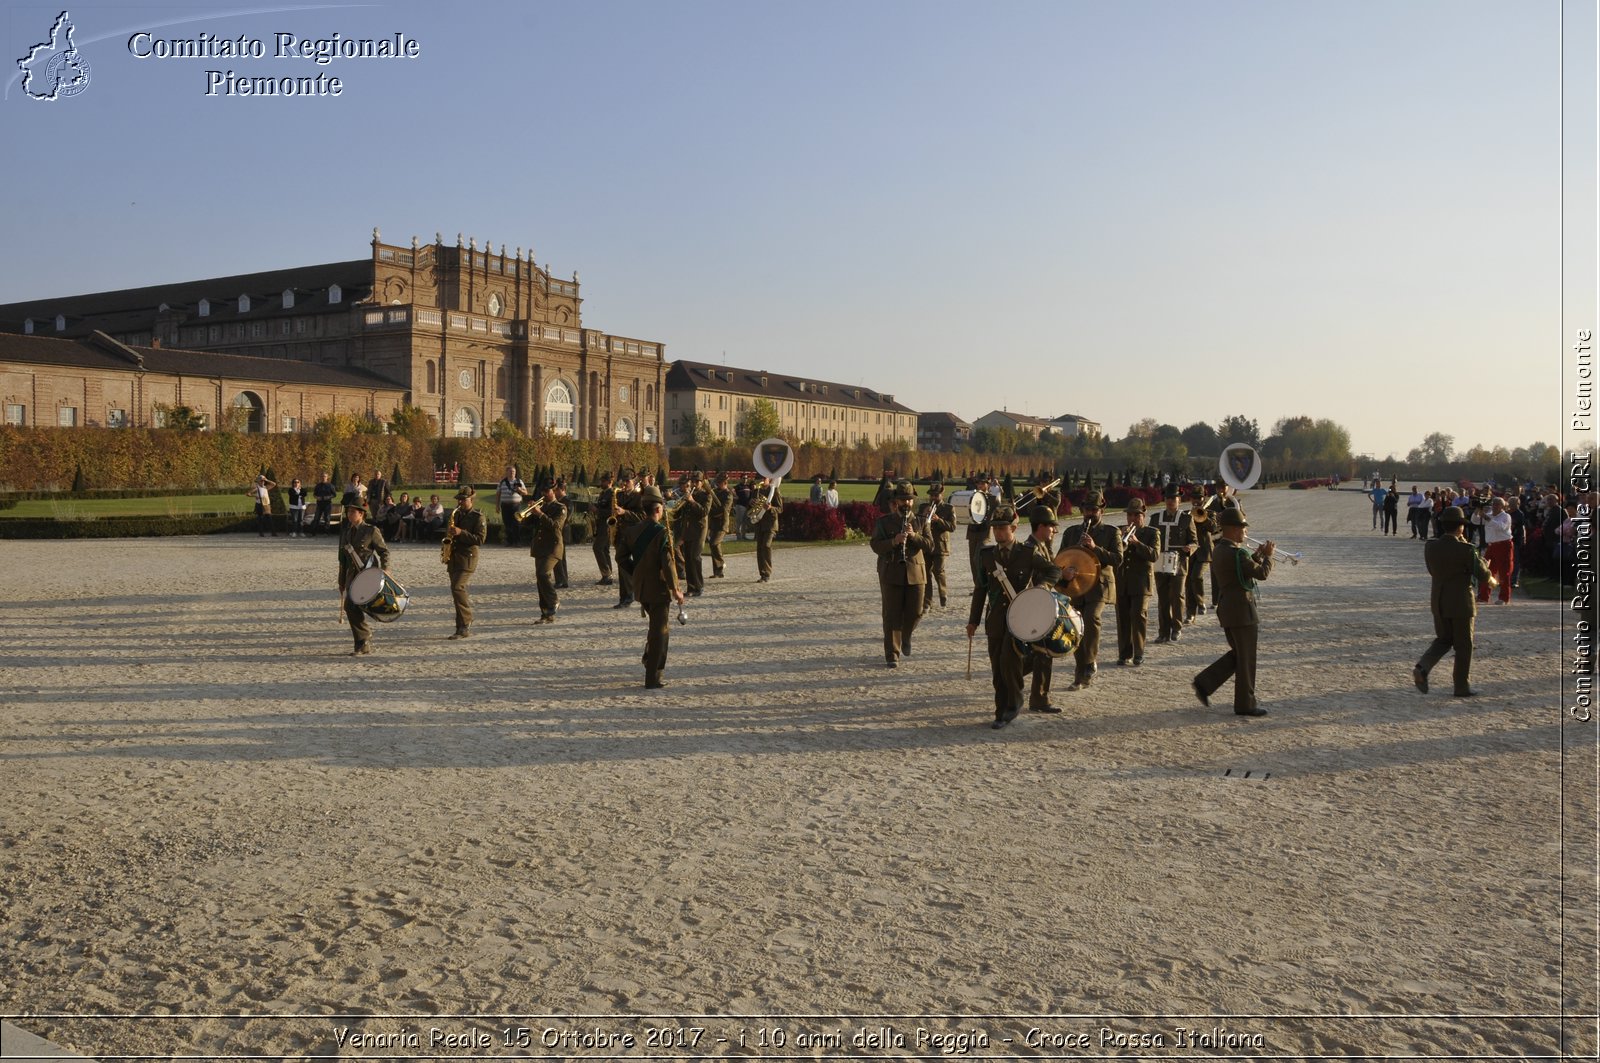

{"left": 6, "top": 494, "right": 255, "bottom": 518}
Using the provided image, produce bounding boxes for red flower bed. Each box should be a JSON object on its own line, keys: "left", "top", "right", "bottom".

{"left": 837, "top": 501, "right": 882, "bottom": 536}
{"left": 1290, "top": 477, "right": 1336, "bottom": 489}
{"left": 776, "top": 500, "right": 849, "bottom": 541}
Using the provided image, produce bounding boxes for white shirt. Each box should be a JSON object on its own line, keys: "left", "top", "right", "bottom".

{"left": 1483, "top": 510, "right": 1513, "bottom": 544}
{"left": 824, "top": 489, "right": 839, "bottom": 508}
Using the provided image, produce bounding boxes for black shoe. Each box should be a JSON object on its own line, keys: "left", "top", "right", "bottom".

{"left": 886, "top": 658, "right": 898, "bottom": 669}
{"left": 1191, "top": 679, "right": 1210, "bottom": 707}
{"left": 691, "top": 590, "right": 703, "bottom": 597}
{"left": 1453, "top": 689, "right": 1478, "bottom": 698}
{"left": 612, "top": 600, "right": 629, "bottom": 609}
{"left": 758, "top": 576, "right": 769, "bottom": 583}
{"left": 1235, "top": 706, "right": 1268, "bottom": 717}
{"left": 645, "top": 677, "right": 664, "bottom": 689}
{"left": 1132, "top": 657, "right": 1143, "bottom": 666}
{"left": 1170, "top": 631, "right": 1181, "bottom": 642}
{"left": 1412, "top": 666, "right": 1428, "bottom": 694}
{"left": 351, "top": 644, "right": 371, "bottom": 656}
{"left": 992, "top": 710, "right": 1017, "bottom": 729}
{"left": 1153, "top": 636, "right": 1171, "bottom": 645}
{"left": 1028, "top": 704, "right": 1062, "bottom": 714}
{"left": 447, "top": 630, "right": 467, "bottom": 640}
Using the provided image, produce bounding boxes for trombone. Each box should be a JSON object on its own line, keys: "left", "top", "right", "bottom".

{"left": 1245, "top": 535, "right": 1303, "bottom": 566}
{"left": 1016, "top": 477, "right": 1062, "bottom": 511}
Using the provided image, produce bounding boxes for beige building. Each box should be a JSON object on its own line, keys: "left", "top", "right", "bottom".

{"left": 0, "top": 230, "right": 665, "bottom": 441}
{"left": 0, "top": 332, "right": 406, "bottom": 431}
{"left": 972, "top": 409, "right": 1055, "bottom": 439}
{"left": 663, "top": 360, "right": 917, "bottom": 448}
{"left": 1047, "top": 412, "right": 1102, "bottom": 438}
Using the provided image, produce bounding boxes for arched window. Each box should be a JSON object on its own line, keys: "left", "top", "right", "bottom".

{"left": 615, "top": 417, "right": 634, "bottom": 441}
{"left": 645, "top": 384, "right": 654, "bottom": 411}
{"left": 230, "top": 391, "right": 265, "bottom": 433}
{"left": 495, "top": 366, "right": 506, "bottom": 399}
{"left": 643, "top": 424, "right": 656, "bottom": 443}
{"left": 425, "top": 360, "right": 436, "bottom": 393}
{"left": 452, "top": 407, "right": 478, "bottom": 438}
{"left": 543, "top": 380, "right": 576, "bottom": 436}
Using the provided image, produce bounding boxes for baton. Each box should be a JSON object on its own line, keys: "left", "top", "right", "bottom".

{"left": 966, "top": 633, "right": 973, "bottom": 680}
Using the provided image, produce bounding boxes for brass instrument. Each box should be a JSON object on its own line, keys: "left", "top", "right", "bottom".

{"left": 440, "top": 512, "right": 456, "bottom": 565}
{"left": 1122, "top": 522, "right": 1140, "bottom": 547}
{"left": 1244, "top": 534, "right": 1302, "bottom": 566}
{"left": 898, "top": 510, "right": 914, "bottom": 563}
{"left": 516, "top": 497, "right": 546, "bottom": 522}
{"left": 1016, "top": 477, "right": 1063, "bottom": 511}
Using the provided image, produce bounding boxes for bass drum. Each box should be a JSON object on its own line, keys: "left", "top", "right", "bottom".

{"left": 347, "top": 565, "right": 410, "bottom": 623}
{"left": 1005, "top": 585, "right": 1083, "bottom": 657}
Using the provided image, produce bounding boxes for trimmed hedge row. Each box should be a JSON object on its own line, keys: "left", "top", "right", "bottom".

{"left": 0, "top": 514, "right": 254, "bottom": 539}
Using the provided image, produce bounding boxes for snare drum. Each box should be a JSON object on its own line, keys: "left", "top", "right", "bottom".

{"left": 347, "top": 565, "right": 410, "bottom": 623}
{"left": 1005, "top": 585, "right": 1083, "bottom": 657}
{"left": 1157, "top": 550, "right": 1183, "bottom": 577}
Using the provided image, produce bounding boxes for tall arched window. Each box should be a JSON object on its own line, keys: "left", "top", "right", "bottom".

{"left": 544, "top": 380, "right": 576, "bottom": 436}
{"left": 425, "top": 360, "right": 436, "bottom": 394}
{"left": 645, "top": 384, "right": 654, "bottom": 411}
{"left": 495, "top": 366, "right": 506, "bottom": 399}
{"left": 615, "top": 417, "right": 634, "bottom": 441}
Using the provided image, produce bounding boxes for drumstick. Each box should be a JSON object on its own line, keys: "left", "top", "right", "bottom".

{"left": 966, "top": 634, "right": 973, "bottom": 680}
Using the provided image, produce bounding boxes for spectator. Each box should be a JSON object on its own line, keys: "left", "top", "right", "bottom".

{"left": 1406, "top": 486, "right": 1427, "bottom": 539}
{"left": 733, "top": 476, "right": 753, "bottom": 540}
{"left": 497, "top": 465, "right": 527, "bottom": 547}
{"left": 248, "top": 474, "right": 277, "bottom": 537}
{"left": 287, "top": 478, "right": 308, "bottom": 538}
{"left": 375, "top": 491, "right": 402, "bottom": 541}
{"left": 1382, "top": 488, "right": 1399, "bottom": 536}
{"left": 343, "top": 473, "right": 365, "bottom": 509}
{"left": 395, "top": 491, "right": 416, "bottom": 542}
{"left": 825, "top": 480, "right": 840, "bottom": 508}
{"left": 420, "top": 494, "right": 447, "bottom": 537}
{"left": 367, "top": 469, "right": 389, "bottom": 519}
{"left": 809, "top": 475, "right": 825, "bottom": 504}
{"left": 312, "top": 472, "right": 336, "bottom": 536}
{"left": 1369, "top": 482, "right": 1387, "bottom": 531}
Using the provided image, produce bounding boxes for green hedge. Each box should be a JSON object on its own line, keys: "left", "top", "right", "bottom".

{"left": 0, "top": 514, "right": 255, "bottom": 539}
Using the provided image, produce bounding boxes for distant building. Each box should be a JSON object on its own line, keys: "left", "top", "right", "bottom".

{"left": 1047, "top": 412, "right": 1102, "bottom": 438}
{"left": 973, "top": 409, "right": 1055, "bottom": 439}
{"left": 0, "top": 332, "right": 406, "bottom": 431}
{"left": 918, "top": 412, "right": 972, "bottom": 453}
{"left": 0, "top": 230, "right": 665, "bottom": 441}
{"left": 664, "top": 360, "right": 917, "bottom": 447}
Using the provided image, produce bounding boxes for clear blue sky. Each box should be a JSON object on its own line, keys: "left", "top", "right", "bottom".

{"left": 2, "top": 0, "right": 1586, "bottom": 462}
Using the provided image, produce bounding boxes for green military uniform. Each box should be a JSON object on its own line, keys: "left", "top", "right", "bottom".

{"left": 445, "top": 487, "right": 487, "bottom": 637}
{"left": 917, "top": 487, "right": 956, "bottom": 614}
{"left": 1058, "top": 492, "right": 1124, "bottom": 688}
{"left": 336, "top": 504, "right": 389, "bottom": 654}
{"left": 1149, "top": 489, "right": 1196, "bottom": 640}
{"left": 870, "top": 484, "right": 930, "bottom": 667}
{"left": 623, "top": 486, "right": 682, "bottom": 688}
{"left": 1414, "top": 506, "right": 1493, "bottom": 697}
{"left": 1185, "top": 498, "right": 1214, "bottom": 620}
{"left": 592, "top": 478, "right": 617, "bottom": 585}
{"left": 673, "top": 478, "right": 709, "bottom": 596}
{"left": 968, "top": 504, "right": 1062, "bottom": 728}
{"left": 527, "top": 489, "right": 566, "bottom": 622}
{"left": 705, "top": 477, "right": 732, "bottom": 578}
{"left": 752, "top": 484, "right": 782, "bottom": 582}
{"left": 1115, "top": 499, "right": 1161, "bottom": 666}
{"left": 1192, "top": 509, "right": 1273, "bottom": 715}
{"left": 613, "top": 479, "right": 639, "bottom": 607}
{"left": 966, "top": 479, "right": 993, "bottom": 585}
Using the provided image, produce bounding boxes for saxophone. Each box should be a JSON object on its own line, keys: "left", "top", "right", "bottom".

{"left": 441, "top": 511, "right": 456, "bottom": 565}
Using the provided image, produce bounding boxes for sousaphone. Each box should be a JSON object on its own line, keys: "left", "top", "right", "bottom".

{"left": 750, "top": 437, "right": 795, "bottom": 513}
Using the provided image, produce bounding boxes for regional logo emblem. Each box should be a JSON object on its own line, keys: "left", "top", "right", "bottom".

{"left": 18, "top": 11, "right": 92, "bottom": 101}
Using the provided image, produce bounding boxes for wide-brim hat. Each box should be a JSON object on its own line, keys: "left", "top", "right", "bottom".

{"left": 639, "top": 486, "right": 666, "bottom": 506}
{"left": 1082, "top": 491, "right": 1105, "bottom": 509}
{"left": 1125, "top": 498, "right": 1147, "bottom": 514}
{"left": 892, "top": 483, "right": 916, "bottom": 500}
{"left": 454, "top": 485, "right": 476, "bottom": 500}
{"left": 1163, "top": 485, "right": 1180, "bottom": 500}
{"left": 1220, "top": 509, "right": 1248, "bottom": 528}
{"left": 1029, "top": 507, "right": 1059, "bottom": 527}
{"left": 344, "top": 501, "right": 367, "bottom": 516}
{"left": 991, "top": 504, "right": 1019, "bottom": 525}
{"left": 929, "top": 482, "right": 944, "bottom": 494}
{"left": 1438, "top": 505, "right": 1467, "bottom": 528}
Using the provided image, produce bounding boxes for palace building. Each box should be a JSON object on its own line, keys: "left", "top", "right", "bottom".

{"left": 664, "top": 360, "right": 918, "bottom": 448}
{"left": 0, "top": 230, "right": 667, "bottom": 441}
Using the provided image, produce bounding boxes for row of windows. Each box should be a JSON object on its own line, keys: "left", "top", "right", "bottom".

{"left": 682, "top": 391, "right": 909, "bottom": 426}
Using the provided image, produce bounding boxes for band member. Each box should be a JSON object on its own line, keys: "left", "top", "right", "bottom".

{"left": 1414, "top": 505, "right": 1493, "bottom": 697}
{"left": 1057, "top": 490, "right": 1123, "bottom": 689}
{"left": 591, "top": 471, "right": 617, "bottom": 586}
{"left": 1115, "top": 498, "right": 1161, "bottom": 666}
{"left": 1021, "top": 505, "right": 1062, "bottom": 710}
{"left": 1018, "top": 472, "right": 1061, "bottom": 518}
{"left": 552, "top": 480, "right": 571, "bottom": 588}
{"left": 1185, "top": 493, "right": 1214, "bottom": 620}
{"left": 1149, "top": 486, "right": 1196, "bottom": 641}
{"left": 966, "top": 504, "right": 1062, "bottom": 729}
{"left": 966, "top": 475, "right": 994, "bottom": 584}
{"left": 497, "top": 465, "right": 527, "bottom": 547}
{"left": 1192, "top": 509, "right": 1273, "bottom": 716}
{"left": 612, "top": 471, "right": 640, "bottom": 608}
{"left": 622, "top": 486, "right": 684, "bottom": 689}
{"left": 751, "top": 477, "right": 783, "bottom": 582}
{"left": 706, "top": 472, "right": 733, "bottom": 578}
{"left": 673, "top": 473, "right": 709, "bottom": 596}
{"left": 526, "top": 481, "right": 566, "bottom": 623}
{"left": 871, "top": 483, "right": 930, "bottom": 667}
{"left": 918, "top": 482, "right": 956, "bottom": 613}
{"left": 337, "top": 501, "right": 389, "bottom": 655}
{"left": 445, "top": 485, "right": 487, "bottom": 638}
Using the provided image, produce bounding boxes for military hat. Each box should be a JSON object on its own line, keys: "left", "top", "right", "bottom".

{"left": 1125, "top": 498, "right": 1147, "bottom": 514}
{"left": 1438, "top": 505, "right": 1467, "bottom": 528}
{"left": 599, "top": 470, "right": 614, "bottom": 483}
{"left": 929, "top": 482, "right": 944, "bottom": 494}
{"left": 991, "top": 503, "right": 1019, "bottom": 525}
{"left": 639, "top": 485, "right": 666, "bottom": 506}
{"left": 343, "top": 501, "right": 367, "bottom": 516}
{"left": 1219, "top": 508, "right": 1249, "bottom": 528}
{"left": 1163, "top": 485, "right": 1180, "bottom": 500}
{"left": 892, "top": 482, "right": 916, "bottom": 500}
{"left": 1029, "top": 506, "right": 1059, "bottom": 527}
{"left": 454, "top": 485, "right": 476, "bottom": 500}
{"left": 1081, "top": 490, "right": 1105, "bottom": 509}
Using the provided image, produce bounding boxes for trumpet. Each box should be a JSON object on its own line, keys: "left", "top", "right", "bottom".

{"left": 1016, "top": 477, "right": 1063, "bottom": 511}
{"left": 515, "top": 497, "right": 546, "bottom": 522}
{"left": 1244, "top": 534, "right": 1303, "bottom": 566}
{"left": 440, "top": 512, "right": 456, "bottom": 565}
